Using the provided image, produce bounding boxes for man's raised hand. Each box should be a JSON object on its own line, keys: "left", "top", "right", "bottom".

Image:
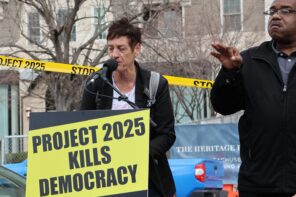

{"left": 211, "top": 42, "right": 243, "bottom": 69}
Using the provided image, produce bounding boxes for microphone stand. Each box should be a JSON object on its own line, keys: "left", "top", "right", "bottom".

{"left": 96, "top": 75, "right": 157, "bottom": 127}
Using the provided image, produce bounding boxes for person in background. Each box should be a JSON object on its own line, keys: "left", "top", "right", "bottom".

{"left": 210, "top": 0, "right": 296, "bottom": 196}
{"left": 81, "top": 17, "right": 176, "bottom": 197}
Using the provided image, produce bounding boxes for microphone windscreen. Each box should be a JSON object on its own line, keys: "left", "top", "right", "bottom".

{"left": 103, "top": 59, "right": 118, "bottom": 72}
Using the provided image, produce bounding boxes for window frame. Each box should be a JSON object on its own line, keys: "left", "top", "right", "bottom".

{"left": 93, "top": 6, "right": 108, "bottom": 40}
{"left": 222, "top": 0, "right": 243, "bottom": 32}
{"left": 142, "top": 3, "right": 183, "bottom": 39}
{"left": 28, "top": 11, "right": 41, "bottom": 43}
{"left": 57, "top": 8, "right": 76, "bottom": 42}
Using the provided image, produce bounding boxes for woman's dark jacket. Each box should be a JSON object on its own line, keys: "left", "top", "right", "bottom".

{"left": 81, "top": 61, "right": 176, "bottom": 197}
{"left": 211, "top": 41, "right": 296, "bottom": 193}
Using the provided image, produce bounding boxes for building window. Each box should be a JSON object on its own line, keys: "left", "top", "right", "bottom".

{"left": 159, "top": 6, "right": 182, "bottom": 38}
{"left": 223, "top": 0, "right": 241, "bottom": 32}
{"left": 0, "top": 2, "right": 5, "bottom": 20}
{"left": 94, "top": 6, "right": 107, "bottom": 40}
{"left": 0, "top": 71, "right": 19, "bottom": 137}
{"left": 143, "top": 3, "right": 182, "bottom": 38}
{"left": 28, "top": 12, "right": 41, "bottom": 43}
{"left": 57, "top": 8, "right": 76, "bottom": 42}
{"left": 142, "top": 4, "right": 159, "bottom": 37}
{"left": 0, "top": 1, "right": 8, "bottom": 20}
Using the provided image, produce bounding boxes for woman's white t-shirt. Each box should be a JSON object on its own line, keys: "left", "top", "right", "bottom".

{"left": 111, "top": 78, "right": 135, "bottom": 110}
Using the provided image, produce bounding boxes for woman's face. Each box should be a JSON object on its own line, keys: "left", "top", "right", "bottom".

{"left": 107, "top": 36, "right": 141, "bottom": 72}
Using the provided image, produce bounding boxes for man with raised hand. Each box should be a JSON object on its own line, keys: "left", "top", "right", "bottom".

{"left": 211, "top": 0, "right": 296, "bottom": 196}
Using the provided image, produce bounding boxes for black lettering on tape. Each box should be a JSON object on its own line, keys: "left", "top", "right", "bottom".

{"left": 89, "top": 68, "right": 96, "bottom": 75}
{"left": 7, "top": 58, "right": 12, "bottom": 67}
{"left": 194, "top": 80, "right": 199, "bottom": 86}
{"left": 0, "top": 57, "right": 4, "bottom": 65}
{"left": 207, "top": 82, "right": 213, "bottom": 88}
{"left": 82, "top": 67, "right": 89, "bottom": 75}
{"left": 71, "top": 66, "right": 77, "bottom": 74}
{"left": 76, "top": 67, "right": 83, "bottom": 74}
{"left": 24, "top": 61, "right": 30, "bottom": 69}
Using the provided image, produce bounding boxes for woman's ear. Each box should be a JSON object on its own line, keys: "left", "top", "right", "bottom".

{"left": 134, "top": 43, "right": 141, "bottom": 57}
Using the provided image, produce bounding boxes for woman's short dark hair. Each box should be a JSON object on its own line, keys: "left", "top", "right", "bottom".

{"left": 107, "top": 17, "right": 141, "bottom": 49}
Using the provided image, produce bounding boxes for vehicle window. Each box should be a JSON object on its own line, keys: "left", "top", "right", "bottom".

{"left": 0, "top": 175, "right": 25, "bottom": 197}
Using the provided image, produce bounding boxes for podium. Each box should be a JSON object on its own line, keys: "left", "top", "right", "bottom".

{"left": 26, "top": 109, "right": 150, "bottom": 197}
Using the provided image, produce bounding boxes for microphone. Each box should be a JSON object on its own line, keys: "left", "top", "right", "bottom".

{"left": 88, "top": 59, "right": 118, "bottom": 84}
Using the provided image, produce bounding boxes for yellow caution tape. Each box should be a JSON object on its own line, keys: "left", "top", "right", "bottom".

{"left": 0, "top": 55, "right": 213, "bottom": 88}
{"left": 164, "top": 75, "right": 213, "bottom": 88}
{"left": 0, "top": 55, "right": 97, "bottom": 75}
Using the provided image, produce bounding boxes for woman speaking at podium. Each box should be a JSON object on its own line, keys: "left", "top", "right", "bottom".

{"left": 81, "top": 17, "right": 176, "bottom": 197}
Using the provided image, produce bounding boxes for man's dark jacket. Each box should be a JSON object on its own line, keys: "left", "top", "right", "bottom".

{"left": 211, "top": 41, "right": 296, "bottom": 193}
{"left": 81, "top": 61, "right": 176, "bottom": 197}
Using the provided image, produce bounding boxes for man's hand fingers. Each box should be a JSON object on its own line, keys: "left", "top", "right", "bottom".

{"left": 212, "top": 42, "right": 237, "bottom": 58}
{"left": 231, "top": 55, "right": 243, "bottom": 63}
{"left": 210, "top": 51, "right": 222, "bottom": 59}
{"left": 211, "top": 42, "right": 243, "bottom": 69}
{"left": 211, "top": 42, "right": 227, "bottom": 54}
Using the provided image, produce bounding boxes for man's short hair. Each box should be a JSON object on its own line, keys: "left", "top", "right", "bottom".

{"left": 107, "top": 17, "right": 142, "bottom": 49}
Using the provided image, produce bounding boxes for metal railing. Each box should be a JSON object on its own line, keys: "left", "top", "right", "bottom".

{"left": 1, "top": 135, "right": 28, "bottom": 165}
